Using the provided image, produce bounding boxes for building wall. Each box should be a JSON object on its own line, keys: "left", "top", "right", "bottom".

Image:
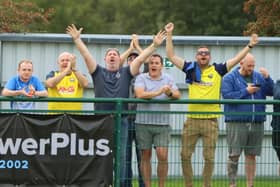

{"left": 1, "top": 33, "right": 280, "bottom": 177}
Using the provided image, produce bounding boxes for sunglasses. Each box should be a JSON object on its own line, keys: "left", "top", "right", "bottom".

{"left": 197, "top": 51, "right": 210, "bottom": 56}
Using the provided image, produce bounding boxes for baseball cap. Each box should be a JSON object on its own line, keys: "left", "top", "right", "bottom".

{"left": 128, "top": 52, "right": 139, "bottom": 58}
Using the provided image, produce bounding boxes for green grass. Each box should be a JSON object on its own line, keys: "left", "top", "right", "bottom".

{"left": 132, "top": 178, "right": 280, "bottom": 187}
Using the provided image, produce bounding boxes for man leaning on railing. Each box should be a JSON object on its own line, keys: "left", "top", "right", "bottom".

{"left": 2, "top": 59, "right": 48, "bottom": 110}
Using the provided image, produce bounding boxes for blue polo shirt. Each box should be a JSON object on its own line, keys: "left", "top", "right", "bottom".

{"left": 5, "top": 75, "right": 46, "bottom": 109}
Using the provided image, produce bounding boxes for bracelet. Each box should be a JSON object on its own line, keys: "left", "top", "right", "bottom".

{"left": 248, "top": 44, "right": 253, "bottom": 49}
{"left": 151, "top": 43, "right": 158, "bottom": 49}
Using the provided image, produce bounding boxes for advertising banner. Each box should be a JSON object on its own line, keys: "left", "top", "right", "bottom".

{"left": 0, "top": 113, "right": 114, "bottom": 186}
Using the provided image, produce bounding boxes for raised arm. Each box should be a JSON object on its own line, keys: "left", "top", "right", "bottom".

{"left": 132, "top": 34, "right": 143, "bottom": 53}
{"left": 130, "top": 30, "right": 166, "bottom": 76}
{"left": 70, "top": 55, "right": 89, "bottom": 88}
{"left": 45, "top": 60, "right": 72, "bottom": 88}
{"left": 165, "top": 22, "right": 185, "bottom": 70}
{"left": 66, "top": 24, "right": 97, "bottom": 74}
{"left": 120, "top": 34, "right": 144, "bottom": 67}
{"left": 120, "top": 38, "right": 135, "bottom": 67}
{"left": 226, "top": 34, "right": 258, "bottom": 70}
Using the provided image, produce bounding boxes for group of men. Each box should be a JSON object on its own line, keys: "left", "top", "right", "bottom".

{"left": 2, "top": 52, "right": 89, "bottom": 111}
{"left": 1, "top": 22, "right": 278, "bottom": 187}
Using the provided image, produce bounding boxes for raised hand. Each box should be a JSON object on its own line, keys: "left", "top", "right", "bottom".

{"left": 132, "top": 34, "right": 139, "bottom": 48}
{"left": 153, "top": 29, "right": 167, "bottom": 48}
{"left": 65, "top": 60, "right": 72, "bottom": 74}
{"left": 66, "top": 24, "right": 83, "bottom": 40}
{"left": 70, "top": 54, "right": 77, "bottom": 69}
{"left": 249, "top": 33, "right": 258, "bottom": 47}
{"left": 259, "top": 67, "right": 269, "bottom": 78}
{"left": 165, "top": 22, "right": 174, "bottom": 33}
{"left": 128, "top": 38, "right": 134, "bottom": 51}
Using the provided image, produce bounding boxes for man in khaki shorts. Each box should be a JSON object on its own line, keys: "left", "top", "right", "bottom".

{"left": 134, "top": 54, "right": 181, "bottom": 187}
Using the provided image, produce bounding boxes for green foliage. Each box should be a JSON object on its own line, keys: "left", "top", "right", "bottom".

{"left": 0, "top": 0, "right": 54, "bottom": 32}
{"left": 244, "top": 0, "right": 280, "bottom": 36}
{"left": 2, "top": 0, "right": 253, "bottom": 35}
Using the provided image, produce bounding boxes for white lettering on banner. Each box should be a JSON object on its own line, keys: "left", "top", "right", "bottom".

{"left": 0, "top": 133, "right": 111, "bottom": 156}
{"left": 96, "top": 139, "right": 110, "bottom": 156}
{"left": 0, "top": 138, "right": 21, "bottom": 155}
{"left": 22, "top": 138, "right": 38, "bottom": 155}
{"left": 51, "top": 133, "right": 70, "bottom": 155}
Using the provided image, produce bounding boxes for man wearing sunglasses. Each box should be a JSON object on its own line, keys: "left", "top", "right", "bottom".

{"left": 165, "top": 22, "right": 258, "bottom": 187}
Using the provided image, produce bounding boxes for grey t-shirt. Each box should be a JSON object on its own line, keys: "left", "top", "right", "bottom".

{"left": 134, "top": 72, "right": 178, "bottom": 125}
{"left": 91, "top": 65, "right": 133, "bottom": 111}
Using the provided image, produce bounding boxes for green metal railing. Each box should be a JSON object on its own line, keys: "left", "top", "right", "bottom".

{"left": 0, "top": 96, "right": 279, "bottom": 187}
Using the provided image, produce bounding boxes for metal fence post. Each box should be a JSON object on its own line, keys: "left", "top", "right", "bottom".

{"left": 114, "top": 99, "right": 122, "bottom": 187}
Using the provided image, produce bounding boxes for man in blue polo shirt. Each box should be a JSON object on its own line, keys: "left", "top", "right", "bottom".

{"left": 2, "top": 59, "right": 48, "bottom": 109}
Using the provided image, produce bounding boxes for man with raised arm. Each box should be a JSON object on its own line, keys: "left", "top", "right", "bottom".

{"left": 66, "top": 24, "right": 166, "bottom": 187}
{"left": 165, "top": 22, "right": 258, "bottom": 187}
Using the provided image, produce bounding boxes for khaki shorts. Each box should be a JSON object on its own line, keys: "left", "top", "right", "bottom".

{"left": 135, "top": 124, "right": 171, "bottom": 149}
{"left": 226, "top": 122, "right": 264, "bottom": 156}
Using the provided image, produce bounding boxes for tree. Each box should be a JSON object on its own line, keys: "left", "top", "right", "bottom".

{"left": 244, "top": 0, "right": 280, "bottom": 36}
{"left": 2, "top": 0, "right": 251, "bottom": 35}
{"left": 0, "top": 0, "right": 54, "bottom": 32}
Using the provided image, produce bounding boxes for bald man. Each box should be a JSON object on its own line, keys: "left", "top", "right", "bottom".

{"left": 222, "top": 53, "right": 274, "bottom": 187}
{"left": 45, "top": 52, "right": 89, "bottom": 111}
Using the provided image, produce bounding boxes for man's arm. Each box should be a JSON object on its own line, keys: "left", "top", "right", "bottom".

{"left": 2, "top": 86, "right": 47, "bottom": 97}
{"left": 2, "top": 88, "right": 25, "bottom": 97}
{"left": 221, "top": 74, "right": 252, "bottom": 99}
{"left": 66, "top": 24, "right": 97, "bottom": 74}
{"left": 34, "top": 90, "right": 48, "bottom": 97}
{"left": 165, "top": 88, "right": 181, "bottom": 99}
{"left": 132, "top": 34, "right": 143, "bottom": 53}
{"left": 119, "top": 39, "right": 134, "bottom": 67}
{"left": 226, "top": 34, "right": 258, "bottom": 71}
{"left": 135, "top": 85, "right": 180, "bottom": 99}
{"left": 45, "top": 61, "right": 72, "bottom": 88}
{"left": 70, "top": 55, "right": 89, "bottom": 88}
{"left": 45, "top": 71, "right": 67, "bottom": 88}
{"left": 135, "top": 87, "right": 163, "bottom": 99}
{"left": 130, "top": 30, "right": 166, "bottom": 76}
{"left": 120, "top": 34, "right": 144, "bottom": 66}
{"left": 165, "top": 22, "right": 185, "bottom": 70}
{"left": 72, "top": 70, "right": 89, "bottom": 88}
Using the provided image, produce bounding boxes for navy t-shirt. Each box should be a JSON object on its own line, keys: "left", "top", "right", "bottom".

{"left": 91, "top": 65, "right": 133, "bottom": 111}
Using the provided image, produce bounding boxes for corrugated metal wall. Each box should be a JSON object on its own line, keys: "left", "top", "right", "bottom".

{"left": 1, "top": 33, "right": 280, "bottom": 177}
{"left": 1, "top": 34, "right": 280, "bottom": 87}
